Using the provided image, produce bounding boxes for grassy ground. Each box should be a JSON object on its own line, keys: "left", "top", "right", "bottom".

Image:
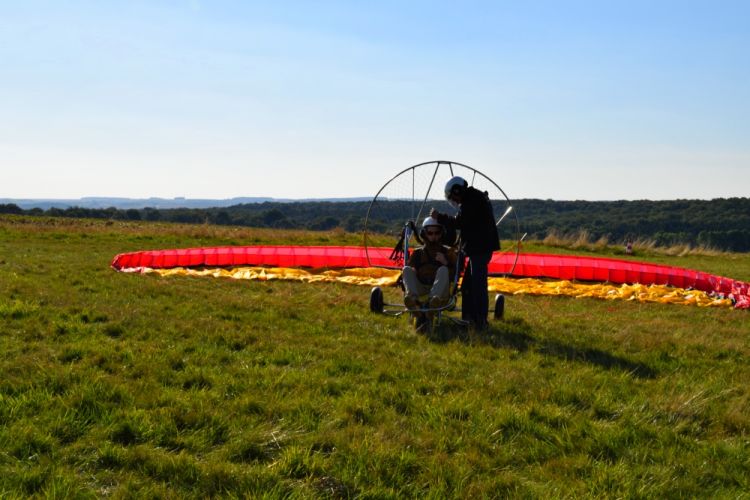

{"left": 1, "top": 215, "right": 749, "bottom": 498}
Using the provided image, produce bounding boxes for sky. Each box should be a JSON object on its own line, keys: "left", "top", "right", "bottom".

{"left": 1, "top": 0, "right": 748, "bottom": 201}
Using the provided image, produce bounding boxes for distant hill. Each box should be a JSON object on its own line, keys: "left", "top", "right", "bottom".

{"left": 2, "top": 197, "right": 748, "bottom": 251}
{"left": 0, "top": 196, "right": 371, "bottom": 210}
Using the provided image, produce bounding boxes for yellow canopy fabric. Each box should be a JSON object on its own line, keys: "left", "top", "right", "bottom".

{"left": 150, "top": 266, "right": 401, "bottom": 287}
{"left": 141, "top": 266, "right": 733, "bottom": 308}
{"left": 486, "top": 277, "right": 731, "bottom": 308}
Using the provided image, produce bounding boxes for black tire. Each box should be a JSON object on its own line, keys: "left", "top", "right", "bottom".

{"left": 494, "top": 293, "right": 505, "bottom": 320}
{"left": 370, "top": 287, "right": 384, "bottom": 313}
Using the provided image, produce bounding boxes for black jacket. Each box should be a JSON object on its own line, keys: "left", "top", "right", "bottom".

{"left": 435, "top": 186, "right": 500, "bottom": 256}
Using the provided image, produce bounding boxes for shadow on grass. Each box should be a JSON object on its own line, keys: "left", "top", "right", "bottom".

{"left": 427, "top": 316, "right": 657, "bottom": 379}
{"left": 535, "top": 341, "right": 657, "bottom": 379}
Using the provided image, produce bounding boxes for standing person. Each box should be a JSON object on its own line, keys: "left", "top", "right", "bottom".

{"left": 403, "top": 217, "right": 457, "bottom": 330}
{"left": 431, "top": 177, "right": 499, "bottom": 330}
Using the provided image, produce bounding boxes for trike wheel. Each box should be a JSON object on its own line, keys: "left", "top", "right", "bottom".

{"left": 370, "top": 287, "right": 384, "bottom": 313}
{"left": 494, "top": 293, "right": 505, "bottom": 320}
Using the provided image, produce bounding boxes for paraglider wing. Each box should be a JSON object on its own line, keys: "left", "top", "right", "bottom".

{"left": 112, "top": 246, "right": 749, "bottom": 309}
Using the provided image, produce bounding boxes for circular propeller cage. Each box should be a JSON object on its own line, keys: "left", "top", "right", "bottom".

{"left": 364, "top": 160, "right": 521, "bottom": 276}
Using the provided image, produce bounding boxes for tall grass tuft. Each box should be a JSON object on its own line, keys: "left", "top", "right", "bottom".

{"left": 541, "top": 229, "right": 723, "bottom": 257}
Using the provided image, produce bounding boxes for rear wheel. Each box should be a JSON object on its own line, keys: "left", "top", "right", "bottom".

{"left": 494, "top": 293, "right": 505, "bottom": 320}
{"left": 370, "top": 287, "right": 384, "bottom": 313}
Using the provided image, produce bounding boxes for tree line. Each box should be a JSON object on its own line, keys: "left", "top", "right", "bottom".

{"left": 2, "top": 198, "right": 749, "bottom": 251}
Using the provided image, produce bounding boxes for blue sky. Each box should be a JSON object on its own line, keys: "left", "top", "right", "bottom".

{"left": 2, "top": 1, "right": 748, "bottom": 200}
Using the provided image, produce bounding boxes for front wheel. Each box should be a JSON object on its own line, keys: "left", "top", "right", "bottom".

{"left": 370, "top": 287, "right": 384, "bottom": 313}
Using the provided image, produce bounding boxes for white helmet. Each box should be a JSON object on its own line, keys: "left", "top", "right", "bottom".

{"left": 421, "top": 216, "right": 441, "bottom": 230}
{"left": 420, "top": 216, "right": 443, "bottom": 240}
{"left": 444, "top": 176, "right": 468, "bottom": 201}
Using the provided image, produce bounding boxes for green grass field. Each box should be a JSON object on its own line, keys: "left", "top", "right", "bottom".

{"left": 1, "top": 215, "right": 749, "bottom": 498}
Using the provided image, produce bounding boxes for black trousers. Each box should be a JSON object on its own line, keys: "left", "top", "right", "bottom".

{"left": 461, "top": 252, "right": 492, "bottom": 326}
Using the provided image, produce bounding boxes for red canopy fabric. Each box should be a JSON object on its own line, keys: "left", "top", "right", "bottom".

{"left": 112, "top": 246, "right": 379, "bottom": 270}
{"left": 112, "top": 246, "right": 749, "bottom": 309}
